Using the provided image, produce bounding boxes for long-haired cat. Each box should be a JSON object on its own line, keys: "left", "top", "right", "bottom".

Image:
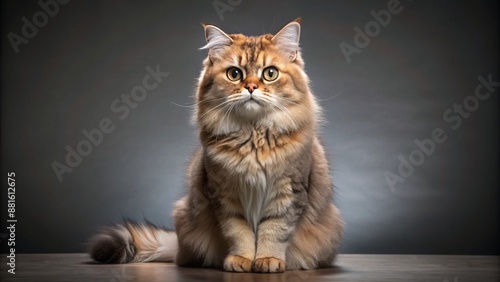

{"left": 89, "top": 18, "right": 344, "bottom": 273}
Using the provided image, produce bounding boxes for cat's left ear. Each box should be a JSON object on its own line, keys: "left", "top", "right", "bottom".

{"left": 200, "top": 24, "right": 233, "bottom": 59}
{"left": 272, "top": 18, "right": 301, "bottom": 61}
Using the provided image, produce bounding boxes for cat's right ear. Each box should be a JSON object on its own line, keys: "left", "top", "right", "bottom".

{"left": 200, "top": 24, "right": 233, "bottom": 60}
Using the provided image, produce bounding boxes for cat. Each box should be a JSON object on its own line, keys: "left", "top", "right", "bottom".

{"left": 88, "top": 18, "right": 344, "bottom": 273}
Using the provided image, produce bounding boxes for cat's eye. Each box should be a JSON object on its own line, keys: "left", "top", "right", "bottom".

{"left": 262, "top": 67, "right": 279, "bottom": 81}
{"left": 226, "top": 67, "right": 243, "bottom": 81}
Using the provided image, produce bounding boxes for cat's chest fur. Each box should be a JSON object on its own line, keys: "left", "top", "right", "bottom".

{"left": 206, "top": 126, "right": 301, "bottom": 177}
{"left": 204, "top": 126, "right": 304, "bottom": 230}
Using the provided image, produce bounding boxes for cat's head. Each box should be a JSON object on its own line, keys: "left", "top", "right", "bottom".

{"left": 195, "top": 18, "right": 319, "bottom": 135}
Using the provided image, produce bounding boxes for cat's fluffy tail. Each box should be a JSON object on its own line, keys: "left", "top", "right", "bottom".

{"left": 88, "top": 220, "right": 177, "bottom": 263}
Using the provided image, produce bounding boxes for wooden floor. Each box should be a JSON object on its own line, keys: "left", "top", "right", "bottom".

{"left": 0, "top": 254, "right": 498, "bottom": 282}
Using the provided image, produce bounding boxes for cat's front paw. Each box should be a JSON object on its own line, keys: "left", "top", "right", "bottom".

{"left": 223, "top": 255, "right": 253, "bottom": 272}
{"left": 252, "top": 257, "right": 285, "bottom": 273}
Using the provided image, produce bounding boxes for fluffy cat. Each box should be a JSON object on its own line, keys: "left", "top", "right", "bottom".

{"left": 88, "top": 18, "right": 344, "bottom": 273}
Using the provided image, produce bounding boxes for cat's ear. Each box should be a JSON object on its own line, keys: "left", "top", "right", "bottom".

{"left": 272, "top": 18, "right": 301, "bottom": 61}
{"left": 200, "top": 24, "right": 233, "bottom": 58}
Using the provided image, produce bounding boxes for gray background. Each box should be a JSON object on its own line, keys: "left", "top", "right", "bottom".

{"left": 1, "top": 0, "right": 498, "bottom": 255}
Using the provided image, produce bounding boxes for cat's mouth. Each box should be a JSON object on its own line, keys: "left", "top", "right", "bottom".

{"left": 247, "top": 96, "right": 260, "bottom": 104}
{"left": 230, "top": 89, "right": 273, "bottom": 119}
{"left": 238, "top": 90, "right": 262, "bottom": 105}
{"left": 237, "top": 94, "right": 265, "bottom": 115}
{"left": 242, "top": 97, "right": 262, "bottom": 108}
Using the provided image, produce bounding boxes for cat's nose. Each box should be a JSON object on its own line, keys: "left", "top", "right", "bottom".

{"left": 244, "top": 76, "right": 260, "bottom": 94}
{"left": 245, "top": 83, "right": 258, "bottom": 94}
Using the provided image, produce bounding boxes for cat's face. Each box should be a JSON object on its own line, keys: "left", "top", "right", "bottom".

{"left": 196, "top": 19, "right": 318, "bottom": 134}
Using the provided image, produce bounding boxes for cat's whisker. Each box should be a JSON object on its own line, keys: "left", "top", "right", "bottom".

{"left": 220, "top": 100, "right": 238, "bottom": 134}
{"left": 202, "top": 95, "right": 245, "bottom": 135}
{"left": 171, "top": 102, "right": 196, "bottom": 108}
{"left": 172, "top": 96, "right": 230, "bottom": 109}
{"left": 263, "top": 101, "right": 283, "bottom": 129}
{"left": 219, "top": 103, "right": 232, "bottom": 133}
{"left": 272, "top": 96, "right": 301, "bottom": 106}
{"left": 273, "top": 102, "right": 299, "bottom": 131}
{"left": 209, "top": 102, "right": 235, "bottom": 142}
{"left": 257, "top": 95, "right": 299, "bottom": 131}
{"left": 198, "top": 96, "right": 229, "bottom": 104}
{"left": 195, "top": 97, "right": 231, "bottom": 109}
{"left": 316, "top": 91, "right": 342, "bottom": 102}
{"left": 270, "top": 95, "right": 316, "bottom": 116}
{"left": 197, "top": 96, "right": 241, "bottom": 122}
{"left": 197, "top": 101, "right": 230, "bottom": 121}
{"left": 261, "top": 92, "right": 301, "bottom": 106}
